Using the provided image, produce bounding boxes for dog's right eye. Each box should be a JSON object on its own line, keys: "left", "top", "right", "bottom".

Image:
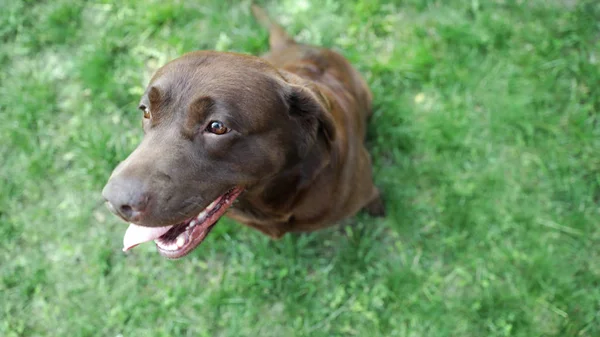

{"left": 139, "top": 105, "right": 151, "bottom": 119}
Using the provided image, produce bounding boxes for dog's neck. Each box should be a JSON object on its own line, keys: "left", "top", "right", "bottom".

{"left": 232, "top": 135, "right": 333, "bottom": 223}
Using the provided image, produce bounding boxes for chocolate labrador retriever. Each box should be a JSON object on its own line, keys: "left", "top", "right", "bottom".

{"left": 102, "top": 5, "right": 384, "bottom": 259}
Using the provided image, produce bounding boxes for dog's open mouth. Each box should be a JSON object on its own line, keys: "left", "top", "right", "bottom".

{"left": 122, "top": 187, "right": 243, "bottom": 259}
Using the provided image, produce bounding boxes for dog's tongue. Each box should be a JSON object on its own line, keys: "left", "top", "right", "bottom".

{"left": 123, "top": 223, "right": 173, "bottom": 252}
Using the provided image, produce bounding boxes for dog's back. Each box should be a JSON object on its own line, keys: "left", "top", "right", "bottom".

{"left": 251, "top": 5, "right": 373, "bottom": 127}
{"left": 224, "top": 6, "right": 384, "bottom": 237}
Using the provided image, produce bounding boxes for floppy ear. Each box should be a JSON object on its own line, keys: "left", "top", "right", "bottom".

{"left": 286, "top": 84, "right": 336, "bottom": 156}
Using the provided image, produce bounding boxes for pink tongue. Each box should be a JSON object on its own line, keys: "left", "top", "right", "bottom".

{"left": 123, "top": 223, "right": 173, "bottom": 252}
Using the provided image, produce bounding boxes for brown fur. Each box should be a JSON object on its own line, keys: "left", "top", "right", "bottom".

{"left": 102, "top": 5, "right": 384, "bottom": 240}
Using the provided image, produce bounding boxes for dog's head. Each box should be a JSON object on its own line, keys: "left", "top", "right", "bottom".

{"left": 102, "top": 51, "right": 335, "bottom": 258}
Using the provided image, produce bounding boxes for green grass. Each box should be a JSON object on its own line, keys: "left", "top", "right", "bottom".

{"left": 1, "top": 0, "right": 599, "bottom": 336}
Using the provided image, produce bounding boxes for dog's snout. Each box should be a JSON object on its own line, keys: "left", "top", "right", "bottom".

{"left": 116, "top": 204, "right": 142, "bottom": 221}
{"left": 102, "top": 177, "right": 150, "bottom": 223}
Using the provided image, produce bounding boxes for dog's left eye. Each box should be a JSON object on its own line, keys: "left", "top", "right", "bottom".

{"left": 206, "top": 121, "right": 229, "bottom": 135}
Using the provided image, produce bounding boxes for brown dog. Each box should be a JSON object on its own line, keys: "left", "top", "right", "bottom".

{"left": 101, "top": 5, "right": 384, "bottom": 259}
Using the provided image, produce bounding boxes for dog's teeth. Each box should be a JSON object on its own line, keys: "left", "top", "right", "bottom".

{"left": 197, "top": 210, "right": 207, "bottom": 220}
{"left": 208, "top": 200, "right": 218, "bottom": 210}
{"left": 189, "top": 219, "right": 197, "bottom": 227}
{"left": 176, "top": 234, "right": 186, "bottom": 248}
{"left": 155, "top": 239, "right": 178, "bottom": 251}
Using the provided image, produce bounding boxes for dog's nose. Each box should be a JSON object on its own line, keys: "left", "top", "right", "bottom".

{"left": 102, "top": 177, "right": 150, "bottom": 223}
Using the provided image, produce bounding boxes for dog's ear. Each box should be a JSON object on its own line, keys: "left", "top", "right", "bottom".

{"left": 285, "top": 83, "right": 336, "bottom": 156}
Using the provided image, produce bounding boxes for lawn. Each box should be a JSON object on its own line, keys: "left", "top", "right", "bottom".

{"left": 1, "top": 0, "right": 599, "bottom": 336}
